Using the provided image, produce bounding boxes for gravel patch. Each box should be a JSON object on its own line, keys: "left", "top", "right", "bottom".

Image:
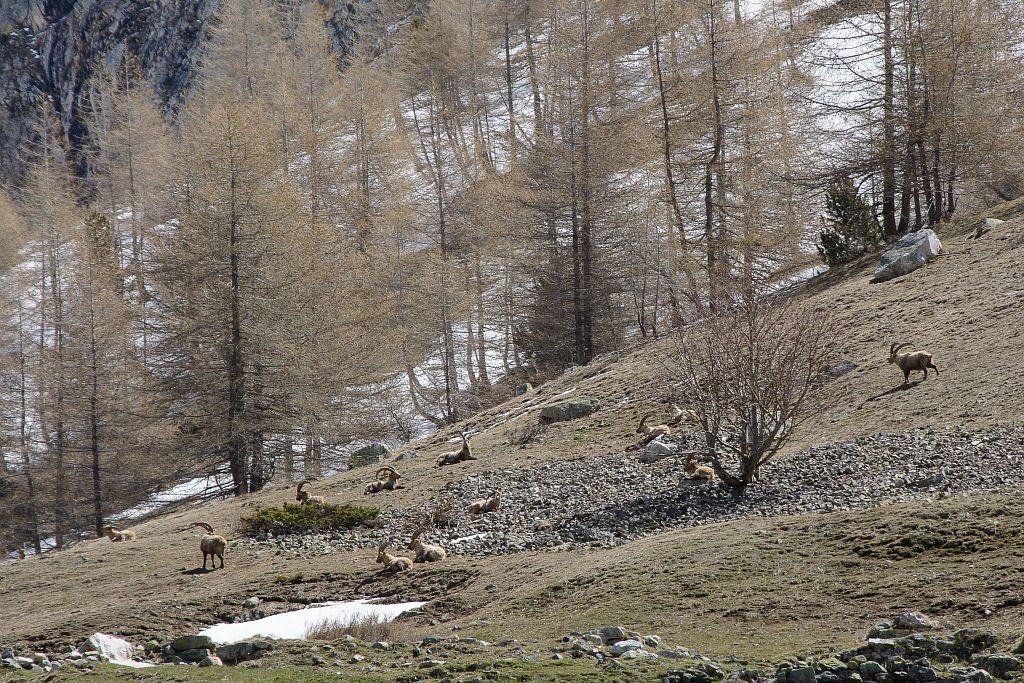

{"left": 235, "top": 425, "right": 1024, "bottom": 559}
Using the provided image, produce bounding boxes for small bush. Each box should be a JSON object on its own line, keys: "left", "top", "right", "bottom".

{"left": 305, "top": 613, "right": 409, "bottom": 642}
{"left": 430, "top": 495, "right": 457, "bottom": 529}
{"left": 504, "top": 421, "right": 548, "bottom": 447}
{"left": 240, "top": 502, "right": 379, "bottom": 536}
{"left": 274, "top": 572, "right": 305, "bottom": 585}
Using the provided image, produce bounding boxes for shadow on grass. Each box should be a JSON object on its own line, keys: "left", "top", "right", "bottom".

{"left": 859, "top": 380, "right": 923, "bottom": 407}
{"left": 180, "top": 566, "right": 220, "bottom": 575}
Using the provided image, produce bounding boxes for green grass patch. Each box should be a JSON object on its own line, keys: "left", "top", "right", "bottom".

{"left": 239, "top": 502, "right": 378, "bottom": 536}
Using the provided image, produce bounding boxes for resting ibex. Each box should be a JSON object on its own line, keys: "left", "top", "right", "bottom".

{"left": 364, "top": 466, "right": 402, "bottom": 495}
{"left": 407, "top": 522, "right": 447, "bottom": 563}
{"left": 295, "top": 480, "right": 325, "bottom": 505}
{"left": 467, "top": 491, "right": 501, "bottom": 515}
{"left": 666, "top": 404, "right": 698, "bottom": 427}
{"left": 635, "top": 412, "right": 673, "bottom": 447}
{"left": 102, "top": 525, "right": 136, "bottom": 542}
{"left": 436, "top": 433, "right": 476, "bottom": 467}
{"left": 192, "top": 522, "right": 226, "bottom": 570}
{"left": 376, "top": 544, "right": 413, "bottom": 573}
{"left": 17, "top": 548, "right": 25, "bottom": 560}
{"left": 889, "top": 343, "right": 939, "bottom": 383}
{"left": 682, "top": 455, "right": 715, "bottom": 482}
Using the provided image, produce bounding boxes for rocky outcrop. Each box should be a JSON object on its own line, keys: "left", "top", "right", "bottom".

{"left": 538, "top": 398, "right": 601, "bottom": 424}
{"left": 872, "top": 229, "right": 943, "bottom": 283}
{"left": 0, "top": 0, "right": 374, "bottom": 183}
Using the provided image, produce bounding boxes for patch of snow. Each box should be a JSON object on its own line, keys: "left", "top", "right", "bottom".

{"left": 85, "top": 633, "right": 153, "bottom": 668}
{"left": 451, "top": 533, "right": 489, "bottom": 544}
{"left": 113, "top": 471, "right": 234, "bottom": 521}
{"left": 197, "top": 599, "right": 426, "bottom": 645}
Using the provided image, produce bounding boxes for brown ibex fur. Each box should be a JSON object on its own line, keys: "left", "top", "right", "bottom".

{"left": 364, "top": 466, "right": 402, "bottom": 495}
{"left": 296, "top": 480, "right": 326, "bottom": 505}
{"left": 436, "top": 433, "right": 476, "bottom": 467}
{"left": 634, "top": 412, "right": 672, "bottom": 448}
{"left": 889, "top": 342, "right": 939, "bottom": 384}
{"left": 376, "top": 544, "right": 413, "bottom": 573}
{"left": 682, "top": 455, "right": 715, "bottom": 482}
{"left": 407, "top": 521, "right": 447, "bottom": 563}
{"left": 467, "top": 491, "right": 501, "bottom": 515}
{"left": 102, "top": 525, "right": 136, "bottom": 542}
{"left": 192, "top": 522, "right": 226, "bottom": 570}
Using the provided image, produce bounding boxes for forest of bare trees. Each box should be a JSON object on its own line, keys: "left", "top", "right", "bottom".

{"left": 1, "top": 0, "right": 1022, "bottom": 553}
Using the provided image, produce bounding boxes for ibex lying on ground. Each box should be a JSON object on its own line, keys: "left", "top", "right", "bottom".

{"left": 296, "top": 480, "right": 326, "bottom": 505}
{"left": 634, "top": 412, "right": 673, "bottom": 447}
{"left": 467, "top": 491, "right": 501, "bottom": 515}
{"left": 192, "top": 522, "right": 226, "bottom": 570}
{"left": 889, "top": 342, "right": 939, "bottom": 383}
{"left": 17, "top": 548, "right": 25, "bottom": 560}
{"left": 666, "top": 404, "right": 698, "bottom": 427}
{"left": 102, "top": 525, "right": 136, "bottom": 542}
{"left": 407, "top": 522, "right": 447, "bottom": 563}
{"left": 364, "top": 466, "right": 402, "bottom": 495}
{"left": 436, "top": 433, "right": 476, "bottom": 467}
{"left": 376, "top": 544, "right": 413, "bottom": 573}
{"left": 682, "top": 455, "right": 715, "bottom": 482}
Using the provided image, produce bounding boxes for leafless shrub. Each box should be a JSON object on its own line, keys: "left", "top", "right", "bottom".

{"left": 305, "top": 613, "right": 410, "bottom": 642}
{"left": 667, "top": 296, "right": 842, "bottom": 488}
{"left": 503, "top": 422, "right": 547, "bottom": 447}
{"left": 429, "top": 495, "right": 457, "bottom": 529}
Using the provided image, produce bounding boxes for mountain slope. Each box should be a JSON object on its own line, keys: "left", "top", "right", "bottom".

{"left": 0, "top": 204, "right": 1022, "bottom": 663}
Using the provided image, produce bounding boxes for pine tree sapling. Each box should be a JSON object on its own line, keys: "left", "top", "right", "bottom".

{"left": 817, "top": 177, "right": 880, "bottom": 266}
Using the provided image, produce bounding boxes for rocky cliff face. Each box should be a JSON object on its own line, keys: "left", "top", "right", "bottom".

{"left": 0, "top": 0, "right": 369, "bottom": 183}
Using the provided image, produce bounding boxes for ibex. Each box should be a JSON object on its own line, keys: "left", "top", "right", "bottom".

{"left": 102, "top": 525, "right": 136, "bottom": 542}
{"left": 635, "top": 412, "right": 673, "bottom": 447}
{"left": 192, "top": 522, "right": 226, "bottom": 570}
{"left": 295, "top": 480, "right": 325, "bottom": 505}
{"left": 436, "top": 433, "right": 476, "bottom": 467}
{"left": 666, "top": 404, "right": 697, "bottom": 427}
{"left": 407, "top": 521, "right": 447, "bottom": 563}
{"left": 364, "top": 466, "right": 402, "bottom": 495}
{"left": 467, "top": 491, "right": 501, "bottom": 515}
{"left": 889, "top": 342, "right": 939, "bottom": 384}
{"left": 682, "top": 455, "right": 715, "bottom": 482}
{"left": 376, "top": 544, "right": 413, "bottom": 573}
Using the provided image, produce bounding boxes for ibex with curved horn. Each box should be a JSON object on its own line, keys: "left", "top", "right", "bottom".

{"left": 295, "top": 480, "right": 325, "bottom": 505}
{"left": 407, "top": 520, "right": 446, "bottom": 563}
{"left": 364, "top": 466, "right": 402, "bottom": 495}
{"left": 192, "top": 522, "right": 226, "bottom": 570}
{"left": 889, "top": 342, "right": 939, "bottom": 384}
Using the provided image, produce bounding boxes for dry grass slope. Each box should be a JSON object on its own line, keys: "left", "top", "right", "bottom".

{"left": 1, "top": 204, "right": 1022, "bottom": 663}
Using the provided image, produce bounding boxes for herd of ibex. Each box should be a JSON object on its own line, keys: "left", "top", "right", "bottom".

{"left": 69, "top": 343, "right": 934, "bottom": 573}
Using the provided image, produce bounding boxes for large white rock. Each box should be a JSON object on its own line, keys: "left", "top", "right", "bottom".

{"left": 82, "top": 634, "right": 152, "bottom": 668}
{"left": 872, "top": 229, "right": 942, "bottom": 282}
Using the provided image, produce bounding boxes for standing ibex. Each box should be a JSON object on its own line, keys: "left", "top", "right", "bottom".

{"left": 407, "top": 521, "right": 447, "bottom": 563}
{"left": 295, "top": 480, "right": 325, "bottom": 505}
{"left": 192, "top": 522, "right": 226, "bottom": 570}
{"left": 376, "top": 544, "right": 413, "bottom": 573}
{"left": 364, "top": 466, "right": 402, "bottom": 495}
{"left": 436, "top": 433, "right": 476, "bottom": 467}
{"left": 889, "top": 343, "right": 939, "bottom": 383}
{"left": 102, "top": 525, "right": 136, "bottom": 542}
